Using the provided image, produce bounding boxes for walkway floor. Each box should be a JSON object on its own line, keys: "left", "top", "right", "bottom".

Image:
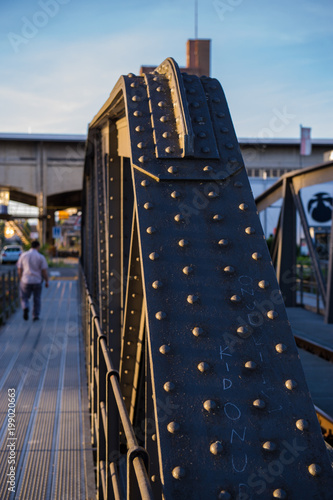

{"left": 0, "top": 276, "right": 95, "bottom": 500}
{"left": 287, "top": 306, "right": 333, "bottom": 417}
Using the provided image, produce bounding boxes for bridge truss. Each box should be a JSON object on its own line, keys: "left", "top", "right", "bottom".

{"left": 80, "top": 58, "right": 333, "bottom": 499}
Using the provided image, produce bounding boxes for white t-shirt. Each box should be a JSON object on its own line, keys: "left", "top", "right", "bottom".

{"left": 17, "top": 248, "right": 48, "bottom": 284}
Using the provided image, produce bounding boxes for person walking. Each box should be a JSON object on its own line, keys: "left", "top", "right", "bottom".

{"left": 17, "top": 240, "right": 49, "bottom": 321}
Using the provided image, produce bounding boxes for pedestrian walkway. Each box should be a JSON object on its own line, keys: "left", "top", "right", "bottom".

{"left": 0, "top": 279, "right": 95, "bottom": 500}
{"left": 287, "top": 307, "right": 333, "bottom": 417}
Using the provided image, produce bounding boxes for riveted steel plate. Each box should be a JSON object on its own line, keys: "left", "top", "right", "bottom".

{"left": 123, "top": 61, "right": 244, "bottom": 181}
{"left": 132, "top": 164, "right": 333, "bottom": 499}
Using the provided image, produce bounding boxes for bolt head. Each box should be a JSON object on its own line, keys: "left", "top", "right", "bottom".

{"left": 187, "top": 294, "right": 199, "bottom": 304}
{"left": 192, "top": 327, "right": 204, "bottom": 337}
{"left": 230, "top": 295, "right": 241, "bottom": 303}
{"left": 167, "top": 421, "right": 180, "bottom": 434}
{"left": 213, "top": 214, "right": 224, "bottom": 221}
{"left": 168, "top": 166, "right": 178, "bottom": 174}
{"left": 252, "top": 252, "right": 262, "bottom": 261}
{"left": 245, "top": 227, "right": 255, "bottom": 235}
{"left": 253, "top": 399, "right": 266, "bottom": 409}
{"left": 239, "top": 203, "right": 248, "bottom": 211}
{"left": 183, "top": 266, "right": 193, "bottom": 275}
{"left": 203, "top": 400, "right": 216, "bottom": 412}
{"left": 210, "top": 441, "right": 223, "bottom": 455}
{"left": 146, "top": 226, "right": 156, "bottom": 234}
{"left": 174, "top": 214, "right": 184, "bottom": 222}
{"left": 171, "top": 191, "right": 180, "bottom": 199}
{"left": 275, "top": 343, "right": 287, "bottom": 353}
{"left": 224, "top": 266, "right": 235, "bottom": 274}
{"left": 152, "top": 281, "right": 163, "bottom": 289}
{"left": 296, "top": 419, "right": 309, "bottom": 431}
{"left": 197, "top": 362, "right": 210, "bottom": 373}
{"left": 149, "top": 252, "right": 159, "bottom": 261}
{"left": 262, "top": 441, "right": 276, "bottom": 451}
{"left": 273, "top": 489, "right": 287, "bottom": 499}
{"left": 163, "top": 381, "right": 175, "bottom": 392}
{"left": 156, "top": 311, "right": 167, "bottom": 321}
{"left": 244, "top": 361, "right": 257, "bottom": 370}
{"left": 159, "top": 344, "right": 170, "bottom": 354}
{"left": 285, "top": 379, "right": 297, "bottom": 390}
{"left": 258, "top": 280, "right": 270, "bottom": 289}
{"left": 144, "top": 202, "right": 153, "bottom": 210}
{"left": 172, "top": 467, "right": 185, "bottom": 480}
{"left": 178, "top": 239, "right": 189, "bottom": 247}
{"left": 218, "top": 491, "right": 231, "bottom": 500}
{"left": 308, "top": 464, "right": 321, "bottom": 476}
{"left": 218, "top": 239, "right": 229, "bottom": 247}
{"left": 141, "top": 179, "right": 150, "bottom": 187}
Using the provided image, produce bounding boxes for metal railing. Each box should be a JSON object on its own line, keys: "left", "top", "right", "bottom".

{"left": 0, "top": 267, "right": 19, "bottom": 323}
{"left": 296, "top": 262, "right": 328, "bottom": 314}
{"left": 79, "top": 266, "right": 153, "bottom": 500}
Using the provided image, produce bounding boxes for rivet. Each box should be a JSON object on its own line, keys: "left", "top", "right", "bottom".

{"left": 160, "top": 115, "right": 169, "bottom": 122}
{"left": 262, "top": 441, "right": 276, "bottom": 451}
{"left": 183, "top": 266, "right": 193, "bottom": 275}
{"left": 234, "top": 181, "right": 243, "bottom": 187}
{"left": 128, "top": 73, "right": 135, "bottom": 78}
{"left": 252, "top": 252, "right": 262, "bottom": 261}
{"left": 192, "top": 101, "right": 200, "bottom": 108}
{"left": 132, "top": 95, "right": 141, "bottom": 102}
{"left": 210, "top": 441, "right": 223, "bottom": 455}
{"left": 296, "top": 419, "right": 309, "bottom": 431}
{"left": 135, "top": 125, "right": 145, "bottom": 132}
{"left": 159, "top": 344, "right": 170, "bottom": 354}
{"left": 149, "top": 252, "right": 159, "bottom": 260}
{"left": 198, "top": 132, "right": 207, "bottom": 138}
{"left": 188, "top": 87, "right": 196, "bottom": 94}
{"left": 203, "top": 165, "right": 213, "bottom": 171}
{"left": 208, "top": 191, "right": 218, "bottom": 198}
{"left": 171, "top": 191, "right": 180, "bottom": 199}
{"left": 230, "top": 295, "right": 241, "bottom": 303}
{"left": 218, "top": 239, "right": 229, "bottom": 247}
{"left": 275, "top": 343, "right": 287, "bottom": 353}
{"left": 133, "top": 110, "right": 142, "bottom": 117}
{"left": 212, "top": 98, "right": 221, "bottom": 103}
{"left": 237, "top": 325, "right": 249, "bottom": 337}
{"left": 258, "top": 280, "right": 270, "bottom": 289}
{"left": 167, "top": 421, "right": 180, "bottom": 434}
{"left": 224, "top": 266, "right": 235, "bottom": 274}
{"left": 221, "top": 127, "right": 229, "bottom": 133}
{"left": 156, "top": 312, "right": 167, "bottom": 321}
{"left": 168, "top": 166, "right": 178, "bottom": 174}
{"left": 151, "top": 475, "right": 156, "bottom": 482}
{"left": 218, "top": 491, "right": 231, "bottom": 500}
{"left": 158, "top": 101, "right": 167, "bottom": 108}
{"left": 141, "top": 179, "right": 150, "bottom": 187}
{"left": 137, "top": 142, "right": 145, "bottom": 149}
{"left": 308, "top": 464, "right": 321, "bottom": 476}
{"left": 203, "top": 400, "right": 216, "bottom": 412}
{"left": 285, "top": 379, "right": 297, "bottom": 390}
{"left": 229, "top": 157, "right": 238, "bottom": 165}
{"left": 202, "top": 146, "right": 210, "bottom": 153}
{"left": 192, "top": 327, "right": 204, "bottom": 337}
{"left": 138, "top": 155, "right": 146, "bottom": 163}
{"left": 163, "top": 381, "right": 175, "bottom": 392}
{"left": 216, "top": 112, "right": 226, "bottom": 118}
{"left": 162, "top": 131, "right": 171, "bottom": 138}
{"left": 267, "top": 310, "right": 278, "bottom": 320}
{"left": 146, "top": 226, "right": 156, "bottom": 234}
{"left": 165, "top": 146, "right": 174, "bottom": 154}
{"left": 273, "top": 489, "right": 287, "bottom": 499}
{"left": 253, "top": 399, "right": 266, "bottom": 409}
{"left": 239, "top": 203, "right": 248, "bottom": 211}
{"left": 213, "top": 214, "right": 223, "bottom": 221}
{"left": 225, "top": 143, "right": 234, "bottom": 150}
{"left": 172, "top": 467, "right": 185, "bottom": 480}
{"left": 174, "top": 213, "right": 184, "bottom": 222}
{"left": 178, "top": 239, "right": 189, "bottom": 247}
{"left": 156, "top": 86, "right": 163, "bottom": 92}
{"left": 144, "top": 202, "right": 153, "bottom": 210}
{"left": 152, "top": 281, "right": 163, "bottom": 289}
{"left": 195, "top": 116, "right": 204, "bottom": 123}
{"left": 197, "top": 362, "right": 210, "bottom": 373}
{"left": 187, "top": 294, "right": 199, "bottom": 304}
{"left": 245, "top": 227, "right": 255, "bottom": 235}
{"left": 245, "top": 361, "right": 257, "bottom": 370}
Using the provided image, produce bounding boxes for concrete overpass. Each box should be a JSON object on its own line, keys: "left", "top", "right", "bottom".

{"left": 0, "top": 133, "right": 85, "bottom": 243}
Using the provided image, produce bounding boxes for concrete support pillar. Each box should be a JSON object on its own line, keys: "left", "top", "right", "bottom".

{"left": 46, "top": 208, "right": 55, "bottom": 246}
{"left": 36, "top": 142, "right": 47, "bottom": 245}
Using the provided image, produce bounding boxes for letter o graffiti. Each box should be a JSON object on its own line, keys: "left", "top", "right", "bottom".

{"left": 224, "top": 402, "right": 241, "bottom": 421}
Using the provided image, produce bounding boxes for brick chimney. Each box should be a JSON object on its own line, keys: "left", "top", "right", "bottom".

{"left": 186, "top": 39, "right": 211, "bottom": 77}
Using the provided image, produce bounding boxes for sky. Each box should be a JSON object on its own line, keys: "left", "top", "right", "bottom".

{"left": 0, "top": 0, "right": 332, "bottom": 139}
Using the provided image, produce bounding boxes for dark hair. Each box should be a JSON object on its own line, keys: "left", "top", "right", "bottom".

{"left": 31, "top": 240, "right": 40, "bottom": 249}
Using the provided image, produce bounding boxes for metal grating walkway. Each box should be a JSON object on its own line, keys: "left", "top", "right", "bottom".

{"left": 0, "top": 279, "right": 95, "bottom": 500}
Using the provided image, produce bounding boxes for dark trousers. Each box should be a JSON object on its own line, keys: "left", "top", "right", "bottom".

{"left": 20, "top": 282, "right": 43, "bottom": 318}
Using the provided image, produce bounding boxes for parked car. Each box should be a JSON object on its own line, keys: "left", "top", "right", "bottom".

{"left": 0, "top": 245, "right": 23, "bottom": 264}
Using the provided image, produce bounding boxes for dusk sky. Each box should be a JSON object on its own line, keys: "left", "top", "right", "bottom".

{"left": 1, "top": 0, "right": 332, "bottom": 138}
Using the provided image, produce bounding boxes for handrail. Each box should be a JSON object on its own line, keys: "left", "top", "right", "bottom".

{"left": 79, "top": 265, "right": 153, "bottom": 500}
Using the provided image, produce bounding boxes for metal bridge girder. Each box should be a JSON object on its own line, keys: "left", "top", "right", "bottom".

{"left": 82, "top": 58, "right": 333, "bottom": 499}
